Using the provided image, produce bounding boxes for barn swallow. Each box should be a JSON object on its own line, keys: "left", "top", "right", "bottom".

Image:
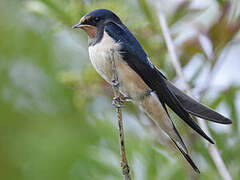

{"left": 73, "top": 9, "right": 232, "bottom": 173}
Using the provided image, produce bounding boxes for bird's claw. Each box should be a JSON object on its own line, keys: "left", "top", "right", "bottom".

{"left": 112, "top": 96, "right": 131, "bottom": 108}
{"left": 120, "top": 96, "right": 132, "bottom": 102}
{"left": 112, "top": 97, "right": 122, "bottom": 108}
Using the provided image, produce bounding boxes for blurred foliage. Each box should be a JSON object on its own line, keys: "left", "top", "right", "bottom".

{"left": 0, "top": 0, "right": 239, "bottom": 179}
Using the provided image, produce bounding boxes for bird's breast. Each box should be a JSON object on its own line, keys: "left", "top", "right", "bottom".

{"left": 88, "top": 31, "right": 149, "bottom": 100}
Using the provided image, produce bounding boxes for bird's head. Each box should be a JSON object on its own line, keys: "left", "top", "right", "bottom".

{"left": 72, "top": 9, "right": 122, "bottom": 38}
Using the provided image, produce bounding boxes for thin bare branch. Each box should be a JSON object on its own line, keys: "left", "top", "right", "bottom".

{"left": 109, "top": 49, "right": 131, "bottom": 180}
{"left": 158, "top": 11, "right": 232, "bottom": 180}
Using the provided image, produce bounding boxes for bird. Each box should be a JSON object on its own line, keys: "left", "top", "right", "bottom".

{"left": 72, "top": 9, "right": 232, "bottom": 173}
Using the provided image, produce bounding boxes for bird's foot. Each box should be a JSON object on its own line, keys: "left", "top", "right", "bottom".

{"left": 112, "top": 96, "right": 131, "bottom": 108}
{"left": 120, "top": 96, "right": 132, "bottom": 102}
{"left": 112, "top": 97, "right": 122, "bottom": 108}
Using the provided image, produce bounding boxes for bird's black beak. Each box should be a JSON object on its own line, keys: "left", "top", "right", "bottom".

{"left": 72, "top": 16, "right": 93, "bottom": 29}
{"left": 72, "top": 23, "right": 84, "bottom": 29}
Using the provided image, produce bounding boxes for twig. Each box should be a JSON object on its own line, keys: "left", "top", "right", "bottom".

{"left": 109, "top": 49, "right": 131, "bottom": 180}
{"left": 158, "top": 12, "right": 232, "bottom": 180}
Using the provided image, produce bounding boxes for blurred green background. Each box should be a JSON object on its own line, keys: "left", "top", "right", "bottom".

{"left": 0, "top": 0, "right": 240, "bottom": 179}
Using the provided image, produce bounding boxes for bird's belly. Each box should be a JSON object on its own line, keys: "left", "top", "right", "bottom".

{"left": 115, "top": 55, "right": 150, "bottom": 99}
{"left": 88, "top": 47, "right": 149, "bottom": 100}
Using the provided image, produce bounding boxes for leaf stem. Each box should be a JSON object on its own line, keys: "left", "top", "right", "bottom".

{"left": 109, "top": 49, "right": 131, "bottom": 180}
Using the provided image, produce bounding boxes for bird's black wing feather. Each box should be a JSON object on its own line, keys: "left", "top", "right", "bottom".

{"left": 104, "top": 22, "right": 214, "bottom": 144}
{"left": 161, "top": 102, "right": 188, "bottom": 153}
{"left": 165, "top": 80, "right": 232, "bottom": 124}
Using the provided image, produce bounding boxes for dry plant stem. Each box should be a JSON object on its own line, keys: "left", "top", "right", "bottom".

{"left": 109, "top": 49, "right": 131, "bottom": 180}
{"left": 158, "top": 12, "right": 232, "bottom": 180}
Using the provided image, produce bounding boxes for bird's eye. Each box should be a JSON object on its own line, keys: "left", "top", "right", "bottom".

{"left": 93, "top": 17, "right": 100, "bottom": 22}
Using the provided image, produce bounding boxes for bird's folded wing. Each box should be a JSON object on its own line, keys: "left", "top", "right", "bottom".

{"left": 104, "top": 22, "right": 214, "bottom": 144}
